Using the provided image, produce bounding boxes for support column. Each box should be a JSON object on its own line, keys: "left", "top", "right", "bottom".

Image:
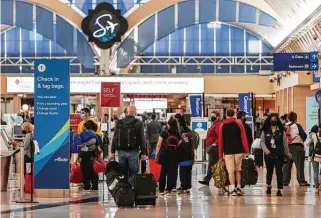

{"left": 100, "top": 49, "right": 110, "bottom": 75}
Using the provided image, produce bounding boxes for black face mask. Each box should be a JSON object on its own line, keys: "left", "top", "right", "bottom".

{"left": 211, "top": 116, "right": 217, "bottom": 122}
{"left": 270, "top": 121, "right": 277, "bottom": 126}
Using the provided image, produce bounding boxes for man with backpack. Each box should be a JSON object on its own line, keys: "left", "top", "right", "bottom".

{"left": 110, "top": 106, "right": 147, "bottom": 186}
{"left": 283, "top": 111, "right": 310, "bottom": 186}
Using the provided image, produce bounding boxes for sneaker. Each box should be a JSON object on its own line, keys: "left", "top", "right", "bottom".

{"left": 299, "top": 182, "right": 310, "bottom": 187}
{"left": 166, "top": 192, "right": 172, "bottom": 197}
{"left": 230, "top": 189, "right": 237, "bottom": 196}
{"left": 236, "top": 188, "right": 244, "bottom": 196}
{"left": 177, "top": 187, "right": 183, "bottom": 191}
{"left": 185, "top": 190, "right": 191, "bottom": 195}
{"left": 172, "top": 188, "right": 177, "bottom": 192}
{"left": 276, "top": 190, "right": 283, "bottom": 196}
{"left": 198, "top": 181, "right": 209, "bottom": 186}
{"left": 266, "top": 186, "right": 272, "bottom": 195}
{"left": 159, "top": 192, "right": 165, "bottom": 196}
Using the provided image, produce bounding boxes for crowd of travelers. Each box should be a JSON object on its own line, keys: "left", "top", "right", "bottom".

{"left": 66, "top": 106, "right": 321, "bottom": 198}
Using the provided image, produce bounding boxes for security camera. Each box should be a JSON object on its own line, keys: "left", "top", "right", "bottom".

{"left": 313, "top": 34, "right": 318, "bottom": 41}
{"left": 269, "top": 75, "right": 274, "bottom": 82}
{"left": 307, "top": 71, "right": 311, "bottom": 75}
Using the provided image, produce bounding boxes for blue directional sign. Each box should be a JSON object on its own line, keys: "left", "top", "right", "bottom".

{"left": 313, "top": 70, "right": 320, "bottom": 82}
{"left": 274, "top": 52, "right": 318, "bottom": 71}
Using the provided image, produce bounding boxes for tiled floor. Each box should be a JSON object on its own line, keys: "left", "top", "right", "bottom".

{"left": 1, "top": 162, "right": 321, "bottom": 218}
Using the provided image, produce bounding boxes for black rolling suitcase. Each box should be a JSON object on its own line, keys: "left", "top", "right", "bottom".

{"left": 106, "top": 161, "right": 135, "bottom": 207}
{"left": 134, "top": 173, "right": 157, "bottom": 206}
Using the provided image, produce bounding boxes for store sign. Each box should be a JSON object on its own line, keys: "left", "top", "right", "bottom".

{"left": 7, "top": 77, "right": 204, "bottom": 94}
{"left": 70, "top": 114, "right": 82, "bottom": 133}
{"left": 238, "top": 93, "right": 251, "bottom": 116}
{"left": 34, "top": 59, "right": 70, "bottom": 190}
{"left": 81, "top": 2, "right": 128, "bottom": 49}
{"left": 189, "top": 95, "right": 203, "bottom": 117}
{"left": 101, "top": 82, "right": 120, "bottom": 107}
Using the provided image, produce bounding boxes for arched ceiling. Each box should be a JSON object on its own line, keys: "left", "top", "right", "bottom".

{"left": 124, "top": 0, "right": 321, "bottom": 47}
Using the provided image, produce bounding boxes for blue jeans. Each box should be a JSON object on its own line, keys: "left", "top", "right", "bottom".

{"left": 118, "top": 150, "right": 139, "bottom": 187}
{"left": 311, "top": 160, "right": 321, "bottom": 189}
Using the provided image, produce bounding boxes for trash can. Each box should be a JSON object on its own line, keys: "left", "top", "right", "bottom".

{"left": 1, "top": 156, "right": 11, "bottom": 192}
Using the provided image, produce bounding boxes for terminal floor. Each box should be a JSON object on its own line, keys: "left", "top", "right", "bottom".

{"left": 1, "top": 162, "right": 321, "bottom": 218}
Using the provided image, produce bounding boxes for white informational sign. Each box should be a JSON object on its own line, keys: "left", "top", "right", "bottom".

{"left": 7, "top": 77, "right": 204, "bottom": 94}
{"left": 191, "top": 117, "right": 209, "bottom": 139}
{"left": 191, "top": 117, "right": 209, "bottom": 162}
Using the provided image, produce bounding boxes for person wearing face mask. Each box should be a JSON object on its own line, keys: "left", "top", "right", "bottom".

{"left": 77, "top": 108, "right": 100, "bottom": 134}
{"left": 260, "top": 113, "right": 292, "bottom": 196}
{"left": 198, "top": 111, "right": 221, "bottom": 186}
{"left": 237, "top": 111, "right": 253, "bottom": 151}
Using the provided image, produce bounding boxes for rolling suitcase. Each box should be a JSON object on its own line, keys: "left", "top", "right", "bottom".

{"left": 134, "top": 173, "right": 157, "bottom": 206}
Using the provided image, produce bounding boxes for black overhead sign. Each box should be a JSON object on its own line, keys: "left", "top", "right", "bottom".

{"left": 81, "top": 2, "right": 128, "bottom": 49}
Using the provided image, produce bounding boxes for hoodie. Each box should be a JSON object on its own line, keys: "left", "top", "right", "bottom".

{"left": 111, "top": 115, "right": 146, "bottom": 155}
{"left": 218, "top": 118, "right": 249, "bottom": 158}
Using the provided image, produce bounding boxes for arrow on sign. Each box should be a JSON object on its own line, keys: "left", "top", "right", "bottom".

{"left": 313, "top": 54, "right": 317, "bottom": 59}
{"left": 305, "top": 55, "right": 309, "bottom": 59}
{"left": 311, "top": 64, "right": 317, "bottom": 69}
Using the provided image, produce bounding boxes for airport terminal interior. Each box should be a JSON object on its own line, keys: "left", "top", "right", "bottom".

{"left": 1, "top": 0, "right": 321, "bottom": 217}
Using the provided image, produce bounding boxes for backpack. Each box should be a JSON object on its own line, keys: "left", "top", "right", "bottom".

{"left": 190, "top": 131, "right": 200, "bottom": 150}
{"left": 241, "top": 158, "right": 258, "bottom": 187}
{"left": 70, "top": 133, "right": 82, "bottom": 153}
{"left": 286, "top": 123, "right": 307, "bottom": 144}
{"left": 115, "top": 119, "right": 139, "bottom": 150}
{"left": 212, "top": 159, "right": 229, "bottom": 188}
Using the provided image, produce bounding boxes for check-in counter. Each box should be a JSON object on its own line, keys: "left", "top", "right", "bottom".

{"left": 0, "top": 149, "right": 20, "bottom": 192}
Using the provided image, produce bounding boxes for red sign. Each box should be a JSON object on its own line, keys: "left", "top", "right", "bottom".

{"left": 70, "top": 114, "right": 82, "bottom": 132}
{"left": 101, "top": 82, "right": 121, "bottom": 107}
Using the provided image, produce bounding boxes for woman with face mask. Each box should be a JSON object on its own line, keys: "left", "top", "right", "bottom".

{"left": 260, "top": 113, "right": 292, "bottom": 196}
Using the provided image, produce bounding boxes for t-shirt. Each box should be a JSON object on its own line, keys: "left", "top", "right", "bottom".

{"left": 77, "top": 118, "right": 101, "bottom": 135}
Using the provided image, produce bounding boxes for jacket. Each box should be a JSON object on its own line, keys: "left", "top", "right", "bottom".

{"left": 260, "top": 128, "right": 290, "bottom": 157}
{"left": 218, "top": 118, "right": 249, "bottom": 158}
{"left": 111, "top": 115, "right": 146, "bottom": 155}
{"left": 80, "top": 130, "right": 97, "bottom": 152}
{"left": 146, "top": 120, "right": 161, "bottom": 143}
{"left": 206, "top": 121, "right": 221, "bottom": 147}
{"left": 177, "top": 140, "right": 194, "bottom": 163}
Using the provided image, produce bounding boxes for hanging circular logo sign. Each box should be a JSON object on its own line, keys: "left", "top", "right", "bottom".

{"left": 81, "top": 3, "right": 128, "bottom": 49}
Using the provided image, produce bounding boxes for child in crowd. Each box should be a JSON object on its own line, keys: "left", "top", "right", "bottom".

{"left": 177, "top": 133, "right": 194, "bottom": 194}
{"left": 79, "top": 121, "right": 98, "bottom": 190}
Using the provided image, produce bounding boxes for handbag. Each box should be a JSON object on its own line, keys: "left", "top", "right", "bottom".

{"left": 70, "top": 162, "right": 83, "bottom": 183}
{"left": 93, "top": 157, "right": 106, "bottom": 174}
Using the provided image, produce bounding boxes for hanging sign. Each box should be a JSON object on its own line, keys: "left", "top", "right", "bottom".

{"left": 81, "top": 2, "right": 128, "bottom": 49}
{"left": 101, "top": 82, "right": 121, "bottom": 107}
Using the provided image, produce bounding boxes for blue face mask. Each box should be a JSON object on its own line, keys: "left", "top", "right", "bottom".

{"left": 80, "top": 114, "right": 86, "bottom": 120}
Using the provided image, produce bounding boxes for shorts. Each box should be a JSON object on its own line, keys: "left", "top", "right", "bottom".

{"left": 225, "top": 153, "right": 243, "bottom": 173}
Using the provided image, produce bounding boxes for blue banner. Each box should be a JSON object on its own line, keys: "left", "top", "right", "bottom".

{"left": 34, "top": 59, "right": 70, "bottom": 190}
{"left": 189, "top": 95, "right": 202, "bottom": 117}
{"left": 238, "top": 93, "right": 251, "bottom": 116}
{"left": 313, "top": 70, "right": 320, "bottom": 82}
{"left": 274, "top": 52, "right": 318, "bottom": 71}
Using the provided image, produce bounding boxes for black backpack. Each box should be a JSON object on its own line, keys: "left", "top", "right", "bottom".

{"left": 115, "top": 119, "right": 139, "bottom": 150}
{"left": 315, "top": 136, "right": 321, "bottom": 155}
